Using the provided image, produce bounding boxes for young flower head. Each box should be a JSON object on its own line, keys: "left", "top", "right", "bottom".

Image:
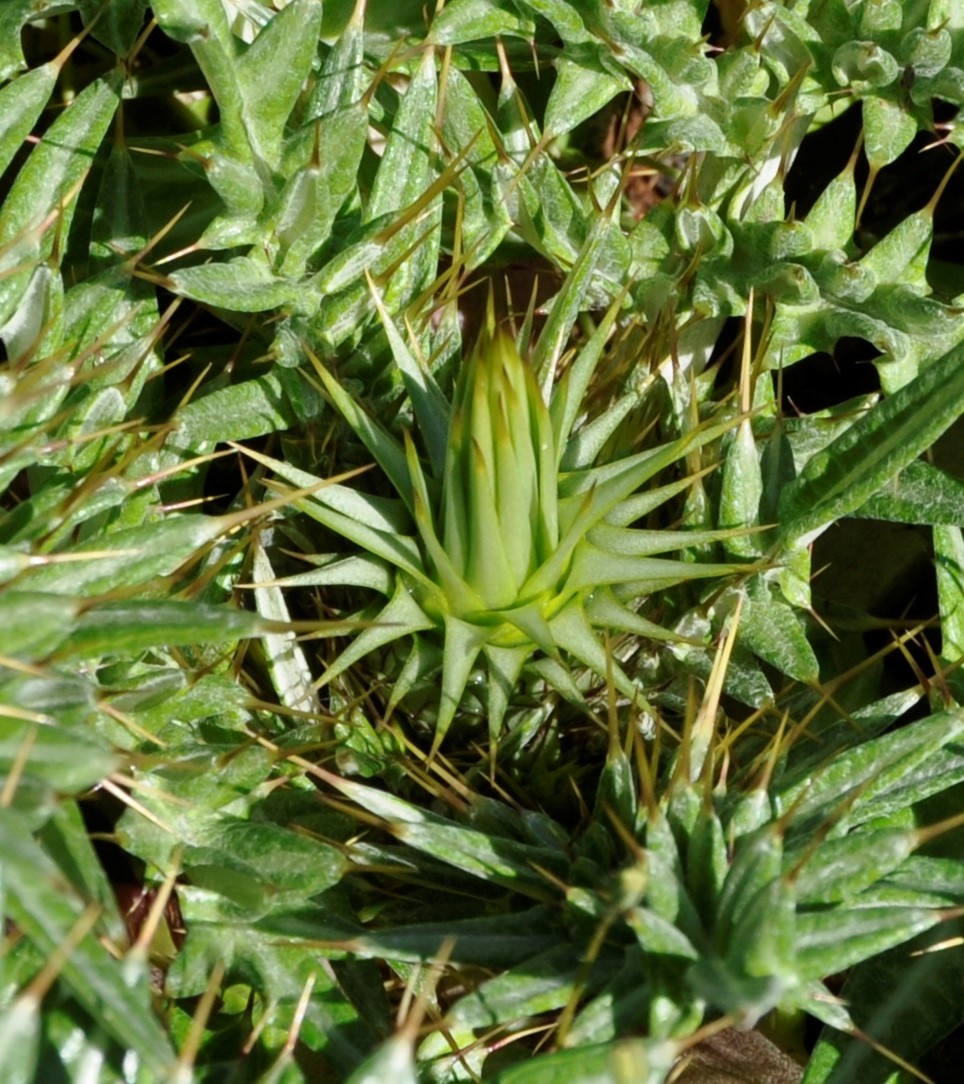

{"left": 441, "top": 322, "right": 558, "bottom": 612}
{"left": 250, "top": 302, "right": 752, "bottom": 752}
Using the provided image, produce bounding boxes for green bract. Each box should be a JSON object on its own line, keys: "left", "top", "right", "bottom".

{"left": 442, "top": 325, "right": 558, "bottom": 613}
{"left": 249, "top": 307, "right": 752, "bottom": 749}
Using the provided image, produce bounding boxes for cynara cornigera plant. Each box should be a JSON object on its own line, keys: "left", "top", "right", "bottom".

{"left": 284, "top": 651, "right": 964, "bottom": 1084}
{"left": 248, "top": 300, "right": 754, "bottom": 750}
{"left": 1, "top": 0, "right": 964, "bottom": 1082}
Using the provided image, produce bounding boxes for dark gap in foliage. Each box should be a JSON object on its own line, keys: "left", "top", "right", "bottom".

{"left": 784, "top": 103, "right": 862, "bottom": 220}
{"left": 813, "top": 518, "right": 938, "bottom": 706}
{"left": 933, "top": 416, "right": 964, "bottom": 482}
{"left": 786, "top": 103, "right": 961, "bottom": 270}
{"left": 917, "top": 995, "right": 964, "bottom": 1080}
{"left": 155, "top": 290, "right": 271, "bottom": 408}
{"left": 20, "top": 12, "right": 116, "bottom": 101}
{"left": 126, "top": 25, "right": 215, "bottom": 135}
{"left": 779, "top": 339, "right": 881, "bottom": 415}
{"left": 929, "top": 145, "right": 964, "bottom": 269}
{"left": 706, "top": 315, "right": 744, "bottom": 394}
{"left": 459, "top": 261, "right": 562, "bottom": 349}
{"left": 79, "top": 786, "right": 147, "bottom": 894}
{"left": 700, "top": 2, "right": 726, "bottom": 49}
{"left": 202, "top": 437, "right": 272, "bottom": 515}
{"left": 0, "top": 470, "right": 39, "bottom": 534}
{"left": 856, "top": 136, "right": 961, "bottom": 255}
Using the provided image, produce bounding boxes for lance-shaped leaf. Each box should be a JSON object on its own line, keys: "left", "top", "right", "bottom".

{"left": 0, "top": 73, "right": 120, "bottom": 326}
{"left": 370, "top": 280, "right": 450, "bottom": 476}
{"left": 317, "top": 579, "right": 435, "bottom": 689}
{"left": 548, "top": 599, "right": 648, "bottom": 705}
{"left": 433, "top": 614, "right": 487, "bottom": 753}
{"left": 778, "top": 337, "right": 964, "bottom": 544}
{"left": 1, "top": 809, "right": 177, "bottom": 1077}
{"left": 306, "top": 349, "right": 416, "bottom": 514}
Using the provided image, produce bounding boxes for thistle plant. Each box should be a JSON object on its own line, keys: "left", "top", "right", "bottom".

{"left": 246, "top": 628, "right": 964, "bottom": 1084}
{"left": 249, "top": 300, "right": 752, "bottom": 749}
{"left": 3, "top": 2, "right": 964, "bottom": 1081}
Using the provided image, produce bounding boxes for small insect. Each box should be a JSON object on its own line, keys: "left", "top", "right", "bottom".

{"left": 899, "top": 65, "right": 916, "bottom": 107}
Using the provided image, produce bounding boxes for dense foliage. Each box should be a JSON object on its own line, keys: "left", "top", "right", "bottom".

{"left": 1, "top": 1, "right": 963, "bottom": 1081}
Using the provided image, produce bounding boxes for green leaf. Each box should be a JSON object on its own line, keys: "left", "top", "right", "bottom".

{"left": 352, "top": 907, "right": 562, "bottom": 968}
{"left": 0, "top": 73, "right": 121, "bottom": 326}
{"left": 852, "top": 460, "right": 964, "bottom": 525}
{"left": 936, "top": 524, "right": 964, "bottom": 669}
{"left": 596, "top": 739, "right": 636, "bottom": 832}
{"left": 294, "top": 492, "right": 428, "bottom": 584}
{"left": 862, "top": 95, "right": 917, "bottom": 171}
{"left": 172, "top": 372, "right": 303, "bottom": 448}
{"left": 328, "top": 778, "right": 565, "bottom": 897}
{"left": 0, "top": 59, "right": 59, "bottom": 180}
{"left": 492, "top": 1037, "right": 677, "bottom": 1084}
{"left": 306, "top": 0, "right": 367, "bottom": 118}
{"left": 21, "top": 514, "right": 239, "bottom": 596}
{"left": 78, "top": 0, "right": 149, "bottom": 54}
{"left": 716, "top": 825, "right": 783, "bottom": 942}
{"left": 483, "top": 641, "right": 530, "bottom": 742}
{"left": 552, "top": 298, "right": 622, "bottom": 464}
{"left": 776, "top": 708, "right": 964, "bottom": 835}
{"left": 726, "top": 875, "right": 797, "bottom": 986}
{"left": 346, "top": 1034, "right": 417, "bottom": 1084}
{"left": 440, "top": 68, "right": 512, "bottom": 267}
{"left": 170, "top": 255, "right": 301, "bottom": 312}
{"left": 0, "top": 997, "right": 40, "bottom": 1084}
{"left": 185, "top": 820, "right": 347, "bottom": 903}
{"left": 428, "top": 0, "right": 535, "bottom": 44}
{"left": 272, "top": 554, "right": 394, "bottom": 595}
{"left": 318, "top": 578, "right": 435, "bottom": 687}
{"left": 0, "top": 0, "right": 74, "bottom": 79}
{"left": 806, "top": 162, "right": 857, "bottom": 252}
{"left": 152, "top": 0, "right": 249, "bottom": 158}
{"left": 513, "top": 0, "right": 589, "bottom": 45}
{"left": 435, "top": 614, "right": 486, "bottom": 748}
{"left": 533, "top": 211, "right": 629, "bottom": 397}
{"left": 0, "top": 808, "right": 177, "bottom": 1076}
{"left": 802, "top": 919, "right": 964, "bottom": 1084}
{"left": 307, "top": 354, "right": 416, "bottom": 514}
{"left": 56, "top": 599, "right": 268, "bottom": 657}
{"left": 584, "top": 589, "right": 682, "bottom": 644}
{"left": 0, "top": 593, "right": 79, "bottom": 657}
{"left": 234, "top": 0, "right": 322, "bottom": 167}
{"left": 789, "top": 828, "right": 920, "bottom": 906}
{"left": 548, "top": 598, "right": 643, "bottom": 704}
{"left": 859, "top": 205, "right": 934, "bottom": 293}
{"left": 364, "top": 48, "right": 441, "bottom": 313}
{"left": 251, "top": 539, "right": 320, "bottom": 714}
{"left": 449, "top": 944, "right": 587, "bottom": 1028}
{"left": 0, "top": 716, "right": 118, "bottom": 792}
{"left": 739, "top": 580, "right": 819, "bottom": 684}
{"left": 545, "top": 51, "right": 630, "bottom": 137}
{"left": 719, "top": 421, "right": 763, "bottom": 556}
{"left": 685, "top": 806, "right": 728, "bottom": 924}
{"left": 370, "top": 286, "right": 450, "bottom": 476}
{"left": 778, "top": 338, "right": 964, "bottom": 543}
{"left": 565, "top": 548, "right": 746, "bottom": 596}
{"left": 276, "top": 103, "right": 369, "bottom": 274}
{"left": 832, "top": 42, "right": 900, "bottom": 90}
{"left": 795, "top": 905, "right": 941, "bottom": 981}
{"left": 368, "top": 49, "right": 438, "bottom": 222}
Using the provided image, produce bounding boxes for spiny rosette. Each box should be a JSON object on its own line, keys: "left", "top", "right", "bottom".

{"left": 248, "top": 310, "right": 753, "bottom": 751}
